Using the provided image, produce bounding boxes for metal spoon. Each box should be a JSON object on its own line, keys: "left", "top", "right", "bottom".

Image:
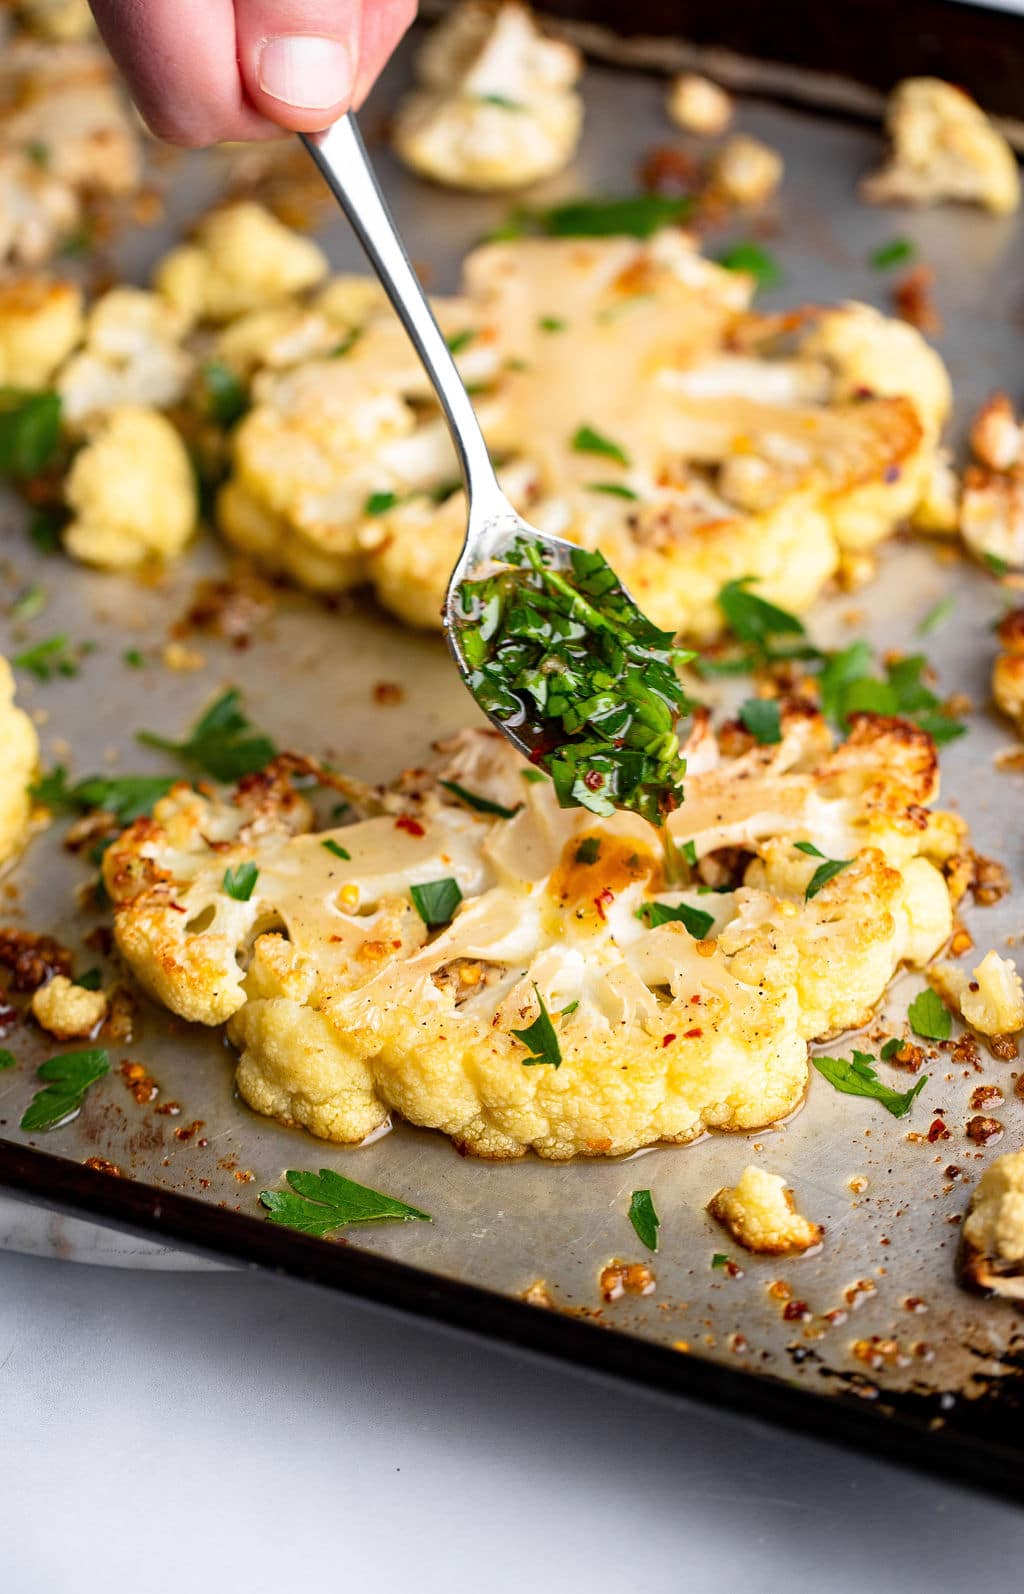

{"left": 301, "top": 116, "right": 653, "bottom": 757}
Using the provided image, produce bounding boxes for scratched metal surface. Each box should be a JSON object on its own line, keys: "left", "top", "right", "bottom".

{"left": 0, "top": 44, "right": 1023, "bottom": 1412}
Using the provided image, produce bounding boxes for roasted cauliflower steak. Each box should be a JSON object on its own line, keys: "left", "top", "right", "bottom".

{"left": 0, "top": 654, "right": 39, "bottom": 868}
{"left": 105, "top": 710, "right": 960, "bottom": 1160}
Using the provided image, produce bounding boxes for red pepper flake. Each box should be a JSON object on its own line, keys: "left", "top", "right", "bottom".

{"left": 395, "top": 815, "right": 425, "bottom": 838}
{"left": 782, "top": 1299, "right": 810, "bottom": 1322}
{"left": 662, "top": 1033, "right": 677, "bottom": 1047}
{"left": 593, "top": 887, "right": 614, "bottom": 921}
{"left": 684, "top": 1026, "right": 703, "bottom": 1039}
{"left": 926, "top": 1117, "right": 951, "bottom": 1143}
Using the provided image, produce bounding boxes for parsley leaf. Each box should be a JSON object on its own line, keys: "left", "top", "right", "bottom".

{"left": 811, "top": 1050, "right": 928, "bottom": 1118}
{"left": 321, "top": 839, "right": 351, "bottom": 861}
{"left": 260, "top": 1168, "right": 431, "bottom": 1237}
{"left": 739, "top": 697, "right": 782, "bottom": 744}
{"left": 20, "top": 1047, "right": 110, "bottom": 1132}
{"left": 908, "top": 987, "right": 952, "bottom": 1042}
{"left": 445, "top": 329, "right": 477, "bottom": 355}
{"left": 75, "top": 968, "right": 102, "bottom": 991}
{"left": 571, "top": 424, "right": 630, "bottom": 467}
{"left": 538, "top": 315, "right": 566, "bottom": 332}
{"left": 0, "top": 1049, "right": 15, "bottom": 1071}
{"left": 869, "top": 237, "right": 916, "bottom": 271}
{"left": 439, "top": 779, "right": 521, "bottom": 819}
{"left": 880, "top": 1037, "right": 904, "bottom": 1060}
{"left": 574, "top": 836, "right": 602, "bottom": 865}
{"left": 628, "top": 1189, "right": 660, "bottom": 1252}
{"left": 27, "top": 508, "right": 63, "bottom": 554}
{"left": 12, "top": 634, "right": 80, "bottom": 681}
{"left": 10, "top": 584, "right": 46, "bottom": 621}
{"left": 711, "top": 1252, "right": 729, "bottom": 1269}
{"left": 508, "top": 194, "right": 693, "bottom": 240}
{"left": 476, "top": 92, "right": 524, "bottom": 110}
{"left": 817, "top": 646, "right": 965, "bottom": 744}
{"left": 984, "top": 552, "right": 1009, "bottom": 578}
{"left": 701, "top": 578, "right": 819, "bottom": 677}
{"left": 199, "top": 360, "right": 249, "bottom": 427}
{"left": 681, "top": 839, "right": 698, "bottom": 867}
{"left": 917, "top": 595, "right": 955, "bottom": 637}
{"left": 364, "top": 490, "right": 400, "bottom": 516}
{"left": 31, "top": 769, "right": 177, "bottom": 823}
{"left": 138, "top": 688, "right": 277, "bottom": 782}
{"left": 123, "top": 648, "right": 145, "bottom": 669}
{"left": 513, "top": 985, "right": 562, "bottom": 1067}
{"left": 637, "top": 900, "right": 714, "bottom": 938}
{"left": 223, "top": 862, "right": 258, "bottom": 901}
{"left": 410, "top": 877, "right": 463, "bottom": 926}
{"left": 586, "top": 482, "right": 639, "bottom": 501}
{"left": 794, "top": 841, "right": 852, "bottom": 900}
{"left": 715, "top": 241, "right": 782, "bottom": 288}
{"left": 0, "top": 388, "right": 61, "bottom": 477}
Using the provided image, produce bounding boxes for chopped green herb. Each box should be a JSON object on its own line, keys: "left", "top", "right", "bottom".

{"left": 10, "top": 584, "right": 46, "bottom": 622}
{"left": 681, "top": 839, "right": 697, "bottom": 868}
{"left": 636, "top": 899, "right": 714, "bottom": 938}
{"left": 984, "top": 552, "right": 1010, "bottom": 578}
{"left": 793, "top": 841, "right": 852, "bottom": 900}
{"left": 445, "top": 329, "right": 477, "bottom": 356}
{"left": 739, "top": 697, "right": 782, "bottom": 744}
{"left": 0, "top": 1049, "right": 15, "bottom": 1071}
{"left": 521, "top": 768, "right": 547, "bottom": 784}
{"left": 439, "top": 779, "right": 521, "bottom": 819}
{"left": 321, "top": 839, "right": 351, "bottom": 861}
{"left": 880, "top": 1037, "right": 904, "bottom": 1060}
{"left": 715, "top": 241, "right": 782, "bottom": 288}
{"left": 456, "top": 538, "right": 694, "bottom": 825}
{"left": 260, "top": 1167, "right": 431, "bottom": 1237}
{"left": 571, "top": 424, "right": 630, "bottom": 467}
{"left": 711, "top": 1252, "right": 729, "bottom": 1269}
{"left": 869, "top": 237, "right": 916, "bottom": 271}
{"left": 138, "top": 688, "right": 277, "bottom": 782}
{"left": 74, "top": 968, "right": 102, "bottom": 991}
{"left": 364, "top": 490, "right": 400, "bottom": 516}
{"left": 628, "top": 1189, "right": 660, "bottom": 1252}
{"left": 585, "top": 481, "right": 639, "bottom": 500}
{"left": 20, "top": 1047, "right": 110, "bottom": 1133}
{"left": 199, "top": 360, "right": 249, "bottom": 427}
{"left": 58, "top": 223, "right": 93, "bottom": 258}
{"left": 223, "top": 862, "right": 259, "bottom": 901}
{"left": 559, "top": 1000, "right": 579, "bottom": 1017}
{"left": 27, "top": 508, "right": 63, "bottom": 554}
{"left": 476, "top": 92, "right": 524, "bottom": 110}
{"left": 330, "top": 328, "right": 361, "bottom": 359}
{"left": 816, "top": 645, "right": 966, "bottom": 745}
{"left": 0, "top": 388, "right": 61, "bottom": 477}
{"left": 574, "top": 836, "right": 602, "bottom": 865}
{"left": 26, "top": 140, "right": 50, "bottom": 168}
{"left": 31, "top": 769, "right": 177, "bottom": 823}
{"left": 512, "top": 984, "right": 562, "bottom": 1067}
{"left": 429, "top": 478, "right": 463, "bottom": 504}
{"left": 917, "top": 595, "right": 955, "bottom": 637}
{"left": 812, "top": 1050, "right": 928, "bottom": 1118}
{"left": 502, "top": 194, "right": 693, "bottom": 241}
{"left": 538, "top": 315, "right": 566, "bottom": 333}
{"left": 908, "top": 987, "right": 952, "bottom": 1042}
{"left": 123, "top": 648, "right": 145, "bottom": 669}
{"left": 12, "top": 634, "right": 79, "bottom": 681}
{"left": 410, "top": 877, "right": 463, "bottom": 927}
{"left": 699, "top": 579, "right": 819, "bottom": 680}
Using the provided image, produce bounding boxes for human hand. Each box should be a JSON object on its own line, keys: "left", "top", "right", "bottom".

{"left": 89, "top": 0, "right": 417, "bottom": 145}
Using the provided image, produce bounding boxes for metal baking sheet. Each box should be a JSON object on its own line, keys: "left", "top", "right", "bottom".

{"left": 2, "top": 39, "right": 1024, "bottom": 1498}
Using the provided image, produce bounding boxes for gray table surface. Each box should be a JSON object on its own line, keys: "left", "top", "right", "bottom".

{"left": 0, "top": 1246, "right": 1021, "bottom": 1591}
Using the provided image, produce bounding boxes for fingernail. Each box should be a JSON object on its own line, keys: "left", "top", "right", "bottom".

{"left": 258, "top": 34, "right": 353, "bottom": 111}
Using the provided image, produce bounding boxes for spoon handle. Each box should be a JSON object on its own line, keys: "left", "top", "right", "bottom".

{"left": 301, "top": 117, "right": 503, "bottom": 518}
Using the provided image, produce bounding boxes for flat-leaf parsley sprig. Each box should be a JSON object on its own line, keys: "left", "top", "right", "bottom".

{"left": 456, "top": 538, "right": 694, "bottom": 825}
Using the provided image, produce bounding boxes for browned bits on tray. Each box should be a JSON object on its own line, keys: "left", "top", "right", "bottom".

{"left": 372, "top": 681, "right": 405, "bottom": 706}
{"left": 0, "top": 929, "right": 73, "bottom": 991}
{"left": 892, "top": 265, "right": 942, "bottom": 334}
{"left": 599, "top": 1260, "right": 656, "bottom": 1301}
{"left": 965, "top": 1114, "right": 1003, "bottom": 1146}
{"left": 83, "top": 1157, "right": 123, "bottom": 1177}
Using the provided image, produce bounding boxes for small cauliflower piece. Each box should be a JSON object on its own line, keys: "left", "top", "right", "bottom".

{"left": 932, "top": 950, "right": 1024, "bottom": 1037}
{"left": 0, "top": 276, "right": 82, "bottom": 388}
{"left": 708, "top": 1166, "right": 822, "bottom": 1254}
{"left": 392, "top": 1, "right": 583, "bottom": 191}
{"left": 63, "top": 406, "right": 198, "bottom": 568}
{"left": 0, "top": 150, "right": 80, "bottom": 268}
{"left": 57, "top": 287, "right": 194, "bottom": 427}
{"left": 708, "top": 135, "right": 783, "bottom": 205}
{"left": 0, "top": 39, "right": 141, "bottom": 198}
{"left": 105, "top": 710, "right": 961, "bottom": 1159}
{"left": 862, "top": 78, "right": 1020, "bottom": 215}
{"left": 971, "top": 392, "right": 1023, "bottom": 472}
{"left": 154, "top": 203, "right": 328, "bottom": 324}
{"left": 0, "top": 655, "right": 39, "bottom": 869}
{"left": 666, "top": 73, "right": 732, "bottom": 137}
{"left": 31, "top": 974, "right": 107, "bottom": 1039}
{"left": 993, "top": 608, "right": 1024, "bottom": 737}
{"left": 959, "top": 1149, "right": 1024, "bottom": 1301}
{"left": 960, "top": 392, "right": 1024, "bottom": 569}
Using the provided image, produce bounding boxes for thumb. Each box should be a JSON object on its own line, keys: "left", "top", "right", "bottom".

{"left": 235, "top": 0, "right": 415, "bottom": 132}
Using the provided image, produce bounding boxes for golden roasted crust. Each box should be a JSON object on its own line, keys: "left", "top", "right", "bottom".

{"left": 708, "top": 1166, "right": 822, "bottom": 1254}
{"left": 959, "top": 1149, "right": 1024, "bottom": 1301}
{"left": 993, "top": 607, "right": 1024, "bottom": 736}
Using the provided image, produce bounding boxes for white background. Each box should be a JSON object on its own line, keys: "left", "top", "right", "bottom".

{"left": 1, "top": 1246, "right": 1023, "bottom": 1590}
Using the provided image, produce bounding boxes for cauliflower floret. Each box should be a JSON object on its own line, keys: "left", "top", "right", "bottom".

{"left": 57, "top": 287, "right": 194, "bottom": 427}
{"left": 666, "top": 73, "right": 732, "bottom": 137}
{"left": 931, "top": 951, "right": 1024, "bottom": 1037}
{"left": 0, "top": 39, "right": 141, "bottom": 197}
{"left": 63, "top": 406, "right": 198, "bottom": 568}
{"left": 861, "top": 78, "right": 1020, "bottom": 215}
{"left": 392, "top": 1, "right": 583, "bottom": 191}
{"left": 993, "top": 608, "right": 1024, "bottom": 737}
{"left": 913, "top": 448, "right": 960, "bottom": 535}
{"left": 958, "top": 392, "right": 1024, "bottom": 569}
{"left": 0, "top": 655, "right": 39, "bottom": 868}
{"left": 707, "top": 1166, "right": 822, "bottom": 1254}
{"left": 154, "top": 203, "right": 328, "bottom": 324}
{"left": 959, "top": 1149, "right": 1024, "bottom": 1301}
{"left": 104, "top": 711, "right": 960, "bottom": 1160}
{"left": 799, "top": 300, "right": 952, "bottom": 442}
{"left": 708, "top": 135, "right": 783, "bottom": 205}
{"left": 0, "top": 150, "right": 80, "bottom": 268}
{"left": 0, "top": 276, "right": 82, "bottom": 387}
{"left": 30, "top": 974, "right": 107, "bottom": 1039}
{"left": 212, "top": 277, "right": 391, "bottom": 378}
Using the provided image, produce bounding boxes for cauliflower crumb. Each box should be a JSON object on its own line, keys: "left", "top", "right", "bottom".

{"left": 959, "top": 1149, "right": 1024, "bottom": 1301}
{"left": 666, "top": 73, "right": 732, "bottom": 137}
{"left": 961, "top": 392, "right": 1024, "bottom": 569}
{"left": 708, "top": 1166, "right": 822, "bottom": 1255}
{"left": 708, "top": 135, "right": 783, "bottom": 205}
{"left": 63, "top": 406, "right": 198, "bottom": 569}
{"left": 0, "top": 276, "right": 83, "bottom": 388}
{"left": 0, "top": 150, "right": 80, "bottom": 267}
{"left": 154, "top": 202, "right": 328, "bottom": 323}
{"left": 392, "top": 0, "right": 583, "bottom": 191}
{"left": 932, "top": 950, "right": 1024, "bottom": 1037}
{"left": 0, "top": 655, "right": 39, "bottom": 869}
{"left": 861, "top": 78, "right": 1020, "bottom": 215}
{"left": 31, "top": 974, "right": 107, "bottom": 1039}
{"left": 57, "top": 287, "right": 194, "bottom": 427}
{"left": 993, "top": 608, "right": 1024, "bottom": 737}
